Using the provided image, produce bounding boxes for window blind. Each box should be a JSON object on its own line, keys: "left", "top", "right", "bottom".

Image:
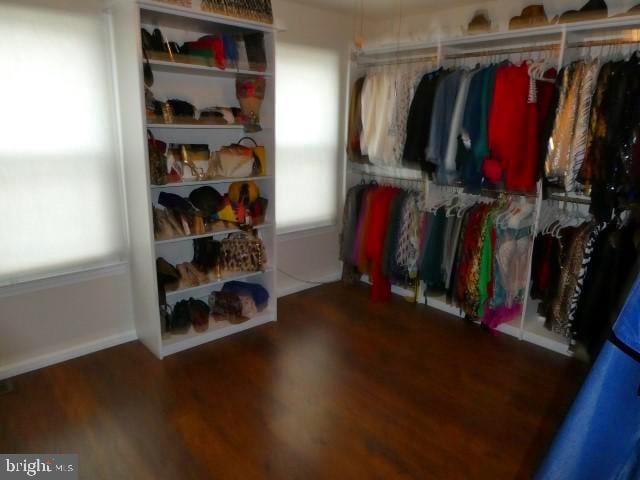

{"left": 0, "top": 1, "right": 127, "bottom": 286}
{"left": 275, "top": 42, "right": 341, "bottom": 233}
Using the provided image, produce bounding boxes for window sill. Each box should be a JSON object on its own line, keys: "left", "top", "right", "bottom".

{"left": 277, "top": 223, "right": 338, "bottom": 241}
{"left": 0, "top": 261, "right": 130, "bottom": 299}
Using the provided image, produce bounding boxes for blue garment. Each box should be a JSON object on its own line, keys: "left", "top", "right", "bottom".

{"left": 426, "top": 70, "right": 463, "bottom": 183}
{"left": 536, "top": 274, "right": 640, "bottom": 480}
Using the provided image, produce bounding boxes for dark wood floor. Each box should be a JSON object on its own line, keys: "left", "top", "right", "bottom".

{"left": 0, "top": 282, "right": 587, "bottom": 479}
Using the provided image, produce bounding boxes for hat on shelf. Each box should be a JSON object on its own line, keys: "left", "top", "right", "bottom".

{"left": 466, "top": 10, "right": 492, "bottom": 34}
{"left": 558, "top": 0, "right": 608, "bottom": 23}
{"left": 158, "top": 192, "right": 195, "bottom": 214}
{"left": 613, "top": 3, "right": 640, "bottom": 17}
{"left": 189, "top": 186, "right": 223, "bottom": 217}
{"left": 509, "top": 5, "right": 549, "bottom": 30}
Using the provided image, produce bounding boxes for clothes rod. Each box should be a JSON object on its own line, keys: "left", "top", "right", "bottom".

{"left": 568, "top": 37, "right": 640, "bottom": 48}
{"left": 445, "top": 43, "right": 560, "bottom": 60}
{"left": 548, "top": 193, "right": 592, "bottom": 205}
{"left": 358, "top": 55, "right": 438, "bottom": 67}
{"left": 355, "top": 169, "right": 424, "bottom": 182}
{"left": 434, "top": 182, "right": 538, "bottom": 198}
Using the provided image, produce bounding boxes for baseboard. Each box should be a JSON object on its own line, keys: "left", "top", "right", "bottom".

{"left": 277, "top": 271, "right": 342, "bottom": 298}
{"left": 0, "top": 330, "right": 138, "bottom": 381}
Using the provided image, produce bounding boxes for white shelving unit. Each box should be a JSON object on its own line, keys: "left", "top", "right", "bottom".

{"left": 348, "top": 14, "right": 640, "bottom": 357}
{"left": 108, "top": 0, "right": 277, "bottom": 358}
{"left": 147, "top": 58, "right": 273, "bottom": 77}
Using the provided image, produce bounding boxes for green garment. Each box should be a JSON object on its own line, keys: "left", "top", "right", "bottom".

{"left": 477, "top": 209, "right": 495, "bottom": 318}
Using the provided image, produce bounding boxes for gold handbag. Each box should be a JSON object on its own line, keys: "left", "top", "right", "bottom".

{"left": 221, "top": 231, "right": 266, "bottom": 272}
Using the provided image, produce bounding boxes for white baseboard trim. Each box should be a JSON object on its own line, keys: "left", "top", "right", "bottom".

{"left": 0, "top": 330, "right": 138, "bottom": 381}
{"left": 277, "top": 271, "right": 342, "bottom": 298}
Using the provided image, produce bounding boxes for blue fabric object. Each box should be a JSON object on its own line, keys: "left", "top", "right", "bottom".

{"left": 536, "top": 275, "right": 640, "bottom": 480}
{"left": 223, "top": 33, "right": 238, "bottom": 64}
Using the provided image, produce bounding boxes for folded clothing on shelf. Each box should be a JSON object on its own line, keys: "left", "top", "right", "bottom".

{"left": 140, "top": 28, "right": 268, "bottom": 71}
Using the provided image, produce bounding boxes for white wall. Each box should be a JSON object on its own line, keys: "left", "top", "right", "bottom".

{"left": 272, "top": 0, "right": 353, "bottom": 296}
{"left": 365, "top": 0, "right": 638, "bottom": 46}
{"left": 0, "top": 269, "right": 135, "bottom": 379}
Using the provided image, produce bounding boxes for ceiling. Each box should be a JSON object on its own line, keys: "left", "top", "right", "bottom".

{"left": 285, "top": 0, "right": 477, "bottom": 17}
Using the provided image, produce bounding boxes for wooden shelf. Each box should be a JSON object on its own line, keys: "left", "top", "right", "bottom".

{"left": 139, "top": 1, "right": 276, "bottom": 33}
{"left": 150, "top": 175, "right": 273, "bottom": 189}
{"left": 149, "top": 59, "right": 272, "bottom": 78}
{"left": 147, "top": 123, "right": 246, "bottom": 130}
{"left": 155, "top": 223, "right": 272, "bottom": 245}
{"left": 162, "top": 309, "right": 275, "bottom": 356}
{"left": 166, "top": 267, "right": 273, "bottom": 300}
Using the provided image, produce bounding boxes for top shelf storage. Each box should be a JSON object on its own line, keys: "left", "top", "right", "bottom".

{"left": 139, "top": 1, "right": 276, "bottom": 34}
{"left": 356, "top": 13, "right": 640, "bottom": 61}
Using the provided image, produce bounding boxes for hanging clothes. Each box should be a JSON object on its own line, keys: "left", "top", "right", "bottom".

{"left": 340, "top": 183, "right": 422, "bottom": 302}
{"left": 403, "top": 69, "right": 446, "bottom": 172}
{"left": 426, "top": 70, "right": 464, "bottom": 182}
{"left": 460, "top": 65, "right": 497, "bottom": 192}
{"left": 484, "top": 63, "right": 552, "bottom": 193}
{"left": 346, "top": 77, "right": 367, "bottom": 163}
{"left": 360, "top": 71, "right": 396, "bottom": 166}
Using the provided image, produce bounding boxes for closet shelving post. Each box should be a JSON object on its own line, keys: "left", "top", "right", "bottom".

{"left": 348, "top": 14, "right": 640, "bottom": 357}
{"left": 107, "top": 0, "right": 277, "bottom": 359}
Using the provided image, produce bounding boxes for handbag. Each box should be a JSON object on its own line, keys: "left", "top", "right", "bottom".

{"left": 208, "top": 291, "right": 246, "bottom": 323}
{"left": 217, "top": 137, "right": 264, "bottom": 178}
{"left": 238, "top": 137, "right": 266, "bottom": 175}
{"left": 147, "top": 130, "right": 167, "bottom": 185}
{"left": 220, "top": 231, "right": 267, "bottom": 272}
{"left": 217, "top": 144, "right": 254, "bottom": 178}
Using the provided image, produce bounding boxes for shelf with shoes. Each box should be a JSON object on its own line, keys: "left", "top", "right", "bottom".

{"left": 162, "top": 307, "right": 275, "bottom": 356}
{"left": 109, "top": 0, "right": 277, "bottom": 359}
{"left": 155, "top": 222, "right": 273, "bottom": 245}
{"left": 166, "top": 267, "right": 274, "bottom": 300}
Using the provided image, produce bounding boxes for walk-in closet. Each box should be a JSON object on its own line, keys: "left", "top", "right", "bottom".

{"left": 1, "top": 0, "right": 639, "bottom": 478}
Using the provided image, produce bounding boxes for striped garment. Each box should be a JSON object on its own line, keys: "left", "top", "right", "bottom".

{"left": 568, "top": 221, "right": 608, "bottom": 346}
{"left": 566, "top": 60, "right": 601, "bottom": 192}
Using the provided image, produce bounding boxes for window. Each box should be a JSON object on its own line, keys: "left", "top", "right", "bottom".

{"left": 0, "top": 2, "right": 127, "bottom": 287}
{"left": 275, "top": 43, "right": 341, "bottom": 233}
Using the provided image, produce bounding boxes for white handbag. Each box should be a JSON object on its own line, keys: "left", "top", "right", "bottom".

{"left": 216, "top": 139, "right": 258, "bottom": 178}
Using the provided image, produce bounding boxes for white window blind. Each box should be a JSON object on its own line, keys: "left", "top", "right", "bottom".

{"left": 0, "top": 1, "right": 127, "bottom": 287}
{"left": 275, "top": 43, "right": 341, "bottom": 233}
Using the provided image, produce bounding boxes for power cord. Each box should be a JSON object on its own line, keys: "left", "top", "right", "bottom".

{"left": 277, "top": 268, "right": 335, "bottom": 285}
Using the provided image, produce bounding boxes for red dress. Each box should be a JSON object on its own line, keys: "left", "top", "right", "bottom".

{"left": 364, "top": 186, "right": 401, "bottom": 302}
